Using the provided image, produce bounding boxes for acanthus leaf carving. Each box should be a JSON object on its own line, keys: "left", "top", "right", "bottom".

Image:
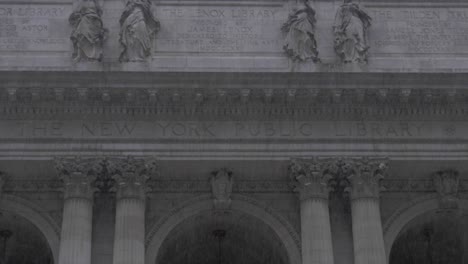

{"left": 333, "top": 0, "right": 372, "bottom": 64}
{"left": 341, "top": 157, "right": 388, "bottom": 200}
{"left": 288, "top": 158, "right": 337, "bottom": 201}
{"left": 432, "top": 169, "right": 460, "bottom": 209}
{"left": 107, "top": 156, "right": 159, "bottom": 200}
{"left": 69, "top": 0, "right": 108, "bottom": 62}
{"left": 282, "top": 0, "right": 320, "bottom": 63}
{"left": 54, "top": 156, "right": 102, "bottom": 200}
{"left": 119, "top": 0, "right": 160, "bottom": 62}
{"left": 210, "top": 168, "right": 234, "bottom": 211}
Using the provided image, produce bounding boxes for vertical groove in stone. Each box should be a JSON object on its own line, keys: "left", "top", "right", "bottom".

{"left": 113, "top": 198, "right": 145, "bottom": 264}
{"left": 301, "top": 198, "right": 334, "bottom": 264}
{"left": 58, "top": 198, "right": 93, "bottom": 264}
{"left": 351, "top": 198, "right": 386, "bottom": 264}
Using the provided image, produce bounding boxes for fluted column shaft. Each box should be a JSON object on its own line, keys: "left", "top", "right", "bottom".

{"left": 300, "top": 197, "right": 334, "bottom": 264}
{"left": 59, "top": 197, "right": 93, "bottom": 264}
{"left": 109, "top": 157, "right": 158, "bottom": 264}
{"left": 289, "top": 159, "right": 335, "bottom": 264}
{"left": 350, "top": 197, "right": 386, "bottom": 264}
{"left": 345, "top": 158, "right": 387, "bottom": 264}
{"left": 55, "top": 156, "right": 101, "bottom": 264}
{"left": 113, "top": 196, "right": 146, "bottom": 264}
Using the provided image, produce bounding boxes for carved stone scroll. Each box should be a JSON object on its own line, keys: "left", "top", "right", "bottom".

{"left": 341, "top": 157, "right": 388, "bottom": 200}
{"left": 107, "top": 156, "right": 158, "bottom": 200}
{"left": 288, "top": 158, "right": 337, "bottom": 200}
{"left": 54, "top": 156, "right": 102, "bottom": 200}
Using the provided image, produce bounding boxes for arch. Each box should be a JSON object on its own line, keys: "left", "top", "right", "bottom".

{"left": 383, "top": 194, "right": 468, "bottom": 263}
{"left": 0, "top": 194, "right": 60, "bottom": 264}
{"left": 145, "top": 194, "right": 301, "bottom": 264}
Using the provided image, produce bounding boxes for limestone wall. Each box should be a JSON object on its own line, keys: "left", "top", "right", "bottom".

{"left": 0, "top": 0, "right": 467, "bottom": 72}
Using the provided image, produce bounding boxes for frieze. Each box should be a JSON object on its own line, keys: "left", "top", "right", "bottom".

{"left": 2, "top": 179, "right": 468, "bottom": 193}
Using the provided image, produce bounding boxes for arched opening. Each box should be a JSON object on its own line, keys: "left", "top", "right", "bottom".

{"left": 389, "top": 209, "right": 468, "bottom": 264}
{"left": 0, "top": 210, "right": 54, "bottom": 264}
{"left": 156, "top": 210, "right": 290, "bottom": 264}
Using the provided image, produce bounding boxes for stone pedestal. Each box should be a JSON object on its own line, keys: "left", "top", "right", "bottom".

{"left": 55, "top": 158, "right": 100, "bottom": 264}
{"left": 345, "top": 158, "right": 388, "bottom": 264}
{"left": 109, "top": 157, "right": 158, "bottom": 264}
{"left": 289, "top": 159, "right": 335, "bottom": 264}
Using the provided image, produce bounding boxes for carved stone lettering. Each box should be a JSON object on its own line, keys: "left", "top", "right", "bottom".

{"left": 0, "top": 120, "right": 462, "bottom": 139}
{"left": 0, "top": 4, "right": 70, "bottom": 51}
{"left": 369, "top": 7, "right": 468, "bottom": 54}
{"left": 156, "top": 6, "right": 284, "bottom": 53}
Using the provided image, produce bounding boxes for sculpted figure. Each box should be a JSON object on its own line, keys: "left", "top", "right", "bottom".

{"left": 69, "top": 0, "right": 107, "bottom": 62}
{"left": 333, "top": 0, "right": 372, "bottom": 63}
{"left": 119, "top": 0, "right": 160, "bottom": 62}
{"left": 281, "top": 0, "right": 319, "bottom": 62}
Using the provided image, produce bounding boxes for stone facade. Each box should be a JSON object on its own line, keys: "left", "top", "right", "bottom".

{"left": 0, "top": 0, "right": 467, "bottom": 264}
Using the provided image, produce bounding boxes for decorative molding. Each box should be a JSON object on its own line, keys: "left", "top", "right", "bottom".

{"left": 1, "top": 179, "right": 467, "bottom": 194}
{"left": 107, "top": 156, "right": 158, "bottom": 200}
{"left": 288, "top": 158, "right": 337, "bottom": 200}
{"left": 54, "top": 156, "right": 102, "bottom": 200}
{"left": 0, "top": 87, "right": 466, "bottom": 119}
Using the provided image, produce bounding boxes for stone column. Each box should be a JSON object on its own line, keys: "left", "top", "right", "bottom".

{"left": 289, "top": 159, "right": 336, "bottom": 264}
{"left": 344, "top": 158, "right": 387, "bottom": 264}
{"left": 109, "top": 157, "right": 158, "bottom": 264}
{"left": 55, "top": 157, "right": 101, "bottom": 264}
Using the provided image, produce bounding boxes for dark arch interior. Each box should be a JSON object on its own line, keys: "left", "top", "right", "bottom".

{"left": 156, "top": 210, "right": 290, "bottom": 264}
{"left": 390, "top": 210, "right": 468, "bottom": 264}
{"left": 0, "top": 211, "right": 53, "bottom": 264}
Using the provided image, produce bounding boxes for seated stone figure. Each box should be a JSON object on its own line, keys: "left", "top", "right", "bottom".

{"left": 282, "top": 0, "right": 320, "bottom": 62}
{"left": 69, "top": 0, "right": 107, "bottom": 62}
{"left": 333, "top": 0, "right": 372, "bottom": 64}
{"left": 119, "top": 0, "right": 160, "bottom": 62}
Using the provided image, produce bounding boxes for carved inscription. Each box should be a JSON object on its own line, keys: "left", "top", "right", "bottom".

{"left": 369, "top": 7, "right": 468, "bottom": 54}
{"left": 155, "top": 6, "right": 285, "bottom": 53}
{"left": 1, "top": 121, "right": 461, "bottom": 140}
{"left": 0, "top": 5, "right": 70, "bottom": 51}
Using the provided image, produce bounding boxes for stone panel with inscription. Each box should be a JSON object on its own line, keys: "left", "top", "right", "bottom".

{"left": 368, "top": 6, "right": 468, "bottom": 54}
{"left": 0, "top": 4, "right": 71, "bottom": 51}
{"left": 154, "top": 5, "right": 286, "bottom": 53}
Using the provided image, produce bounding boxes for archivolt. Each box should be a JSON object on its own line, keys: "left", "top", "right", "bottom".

{"left": 145, "top": 194, "right": 301, "bottom": 264}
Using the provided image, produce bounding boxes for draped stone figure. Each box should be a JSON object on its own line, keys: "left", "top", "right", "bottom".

{"left": 281, "top": 0, "right": 319, "bottom": 62}
{"left": 333, "top": 0, "right": 372, "bottom": 63}
{"left": 119, "top": 0, "right": 160, "bottom": 62}
{"left": 69, "top": 0, "right": 107, "bottom": 62}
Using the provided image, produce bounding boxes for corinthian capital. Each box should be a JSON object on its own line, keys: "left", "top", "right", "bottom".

{"left": 432, "top": 169, "right": 459, "bottom": 209}
{"left": 54, "top": 156, "right": 102, "bottom": 200}
{"left": 107, "top": 156, "right": 158, "bottom": 200}
{"left": 342, "top": 157, "right": 388, "bottom": 200}
{"left": 288, "top": 158, "right": 337, "bottom": 201}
